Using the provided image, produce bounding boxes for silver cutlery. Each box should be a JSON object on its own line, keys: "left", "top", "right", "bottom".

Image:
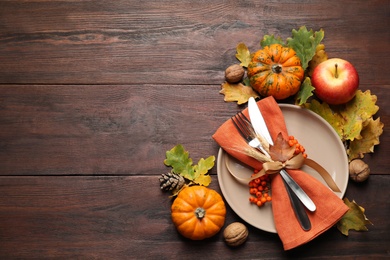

{"left": 247, "top": 97, "right": 316, "bottom": 213}
{"left": 231, "top": 111, "right": 312, "bottom": 231}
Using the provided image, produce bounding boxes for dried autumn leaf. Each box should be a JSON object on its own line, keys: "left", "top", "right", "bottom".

{"left": 295, "top": 77, "right": 315, "bottom": 105}
{"left": 307, "top": 43, "right": 328, "bottom": 77}
{"left": 303, "top": 99, "right": 344, "bottom": 138}
{"left": 235, "top": 43, "right": 251, "bottom": 67}
{"left": 338, "top": 90, "right": 379, "bottom": 141}
{"left": 269, "top": 133, "right": 295, "bottom": 162}
{"left": 347, "top": 117, "right": 384, "bottom": 160}
{"left": 220, "top": 82, "right": 259, "bottom": 105}
{"left": 305, "top": 90, "right": 380, "bottom": 142}
{"left": 337, "top": 198, "right": 373, "bottom": 236}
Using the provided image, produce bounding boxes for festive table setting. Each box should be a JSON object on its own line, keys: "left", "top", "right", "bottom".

{"left": 0, "top": 1, "right": 389, "bottom": 259}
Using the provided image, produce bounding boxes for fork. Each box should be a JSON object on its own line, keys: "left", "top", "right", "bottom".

{"left": 231, "top": 112, "right": 312, "bottom": 231}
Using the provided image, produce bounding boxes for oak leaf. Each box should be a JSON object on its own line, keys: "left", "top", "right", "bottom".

{"left": 164, "top": 144, "right": 213, "bottom": 187}
{"left": 220, "top": 82, "right": 259, "bottom": 105}
{"left": 269, "top": 133, "right": 295, "bottom": 162}
{"left": 307, "top": 43, "right": 328, "bottom": 77}
{"left": 260, "top": 35, "right": 285, "bottom": 47}
{"left": 295, "top": 77, "right": 315, "bottom": 105}
{"left": 347, "top": 117, "right": 384, "bottom": 160}
{"left": 337, "top": 198, "right": 373, "bottom": 236}
{"left": 235, "top": 43, "right": 251, "bottom": 67}
{"left": 287, "top": 26, "right": 324, "bottom": 70}
{"left": 304, "top": 99, "right": 344, "bottom": 138}
{"left": 305, "top": 90, "right": 379, "bottom": 142}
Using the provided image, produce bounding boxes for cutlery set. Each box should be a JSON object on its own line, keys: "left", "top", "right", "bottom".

{"left": 230, "top": 97, "right": 316, "bottom": 231}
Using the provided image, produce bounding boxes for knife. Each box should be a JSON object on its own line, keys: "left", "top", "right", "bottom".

{"left": 248, "top": 97, "right": 316, "bottom": 212}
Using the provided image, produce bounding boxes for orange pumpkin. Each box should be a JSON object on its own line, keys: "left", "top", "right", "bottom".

{"left": 247, "top": 43, "right": 304, "bottom": 100}
{"left": 171, "top": 186, "right": 226, "bottom": 240}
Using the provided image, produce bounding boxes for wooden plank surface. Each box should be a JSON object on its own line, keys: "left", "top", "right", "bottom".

{"left": 0, "top": 1, "right": 389, "bottom": 85}
{"left": 0, "top": 175, "right": 389, "bottom": 259}
{"left": 0, "top": 0, "right": 389, "bottom": 258}
{"left": 0, "top": 84, "right": 388, "bottom": 176}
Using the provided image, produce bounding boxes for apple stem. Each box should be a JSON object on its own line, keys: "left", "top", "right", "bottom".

{"left": 335, "top": 63, "right": 339, "bottom": 79}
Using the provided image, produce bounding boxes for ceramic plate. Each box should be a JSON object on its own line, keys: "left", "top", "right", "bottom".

{"left": 217, "top": 104, "right": 348, "bottom": 233}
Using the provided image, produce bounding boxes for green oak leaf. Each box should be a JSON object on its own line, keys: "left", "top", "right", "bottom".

{"left": 164, "top": 144, "right": 214, "bottom": 186}
{"left": 260, "top": 35, "right": 285, "bottom": 48}
{"left": 287, "top": 26, "right": 324, "bottom": 70}
{"left": 164, "top": 144, "right": 194, "bottom": 179}
{"left": 295, "top": 77, "right": 315, "bottom": 105}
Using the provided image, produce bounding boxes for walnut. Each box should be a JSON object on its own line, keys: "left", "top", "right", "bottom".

{"left": 223, "top": 222, "right": 248, "bottom": 247}
{"left": 349, "top": 159, "right": 370, "bottom": 182}
{"left": 225, "top": 64, "right": 245, "bottom": 83}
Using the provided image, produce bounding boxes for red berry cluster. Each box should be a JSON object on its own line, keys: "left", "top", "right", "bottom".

{"left": 248, "top": 171, "right": 271, "bottom": 207}
{"left": 288, "top": 135, "right": 307, "bottom": 158}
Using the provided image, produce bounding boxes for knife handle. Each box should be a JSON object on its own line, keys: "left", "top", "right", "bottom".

{"left": 280, "top": 169, "right": 316, "bottom": 212}
{"left": 282, "top": 177, "right": 311, "bottom": 231}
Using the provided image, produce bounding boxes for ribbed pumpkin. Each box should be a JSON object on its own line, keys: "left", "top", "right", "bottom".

{"left": 247, "top": 43, "right": 304, "bottom": 100}
{"left": 171, "top": 186, "right": 226, "bottom": 240}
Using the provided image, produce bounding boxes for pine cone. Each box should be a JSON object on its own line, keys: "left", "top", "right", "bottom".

{"left": 159, "top": 172, "right": 185, "bottom": 191}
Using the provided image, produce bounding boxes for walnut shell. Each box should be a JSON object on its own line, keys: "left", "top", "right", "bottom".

{"left": 225, "top": 64, "right": 245, "bottom": 83}
{"left": 223, "top": 222, "right": 248, "bottom": 247}
{"left": 349, "top": 159, "right": 370, "bottom": 182}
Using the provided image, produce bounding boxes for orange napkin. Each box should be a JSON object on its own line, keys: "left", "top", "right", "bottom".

{"left": 213, "top": 96, "right": 348, "bottom": 250}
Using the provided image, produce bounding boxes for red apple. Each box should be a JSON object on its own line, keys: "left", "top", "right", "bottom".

{"left": 311, "top": 58, "right": 359, "bottom": 105}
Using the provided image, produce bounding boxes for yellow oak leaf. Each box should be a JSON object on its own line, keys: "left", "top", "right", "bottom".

{"left": 337, "top": 198, "right": 373, "bottom": 236}
{"left": 305, "top": 90, "right": 379, "bottom": 142}
{"left": 303, "top": 99, "right": 344, "bottom": 138}
{"left": 192, "top": 156, "right": 214, "bottom": 186}
{"left": 347, "top": 117, "right": 384, "bottom": 161}
{"left": 220, "top": 82, "right": 259, "bottom": 105}
{"left": 235, "top": 43, "right": 251, "bottom": 67}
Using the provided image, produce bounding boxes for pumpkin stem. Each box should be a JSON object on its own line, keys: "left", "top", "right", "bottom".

{"left": 271, "top": 64, "right": 283, "bottom": 74}
{"left": 334, "top": 63, "right": 339, "bottom": 78}
{"left": 194, "top": 207, "right": 206, "bottom": 219}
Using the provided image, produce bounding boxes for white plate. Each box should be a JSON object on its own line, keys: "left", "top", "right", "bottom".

{"left": 217, "top": 104, "right": 349, "bottom": 233}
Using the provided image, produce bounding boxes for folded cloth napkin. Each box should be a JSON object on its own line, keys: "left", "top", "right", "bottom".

{"left": 212, "top": 96, "right": 349, "bottom": 250}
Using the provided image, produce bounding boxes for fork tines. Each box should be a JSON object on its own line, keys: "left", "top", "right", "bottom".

{"left": 231, "top": 112, "right": 256, "bottom": 142}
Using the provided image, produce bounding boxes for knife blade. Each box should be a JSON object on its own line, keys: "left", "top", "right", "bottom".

{"left": 247, "top": 97, "right": 316, "bottom": 212}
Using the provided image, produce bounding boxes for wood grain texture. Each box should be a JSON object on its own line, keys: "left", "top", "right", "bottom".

{"left": 0, "top": 84, "right": 388, "bottom": 176}
{"left": 0, "top": 0, "right": 389, "bottom": 258}
{"left": 0, "top": 0, "right": 389, "bottom": 85}
{"left": 0, "top": 175, "right": 389, "bottom": 259}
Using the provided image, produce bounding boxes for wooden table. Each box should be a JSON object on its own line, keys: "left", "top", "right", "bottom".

{"left": 0, "top": 1, "right": 389, "bottom": 259}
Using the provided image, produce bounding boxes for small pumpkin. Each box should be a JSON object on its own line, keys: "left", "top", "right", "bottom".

{"left": 247, "top": 43, "right": 304, "bottom": 100}
{"left": 171, "top": 186, "right": 226, "bottom": 240}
